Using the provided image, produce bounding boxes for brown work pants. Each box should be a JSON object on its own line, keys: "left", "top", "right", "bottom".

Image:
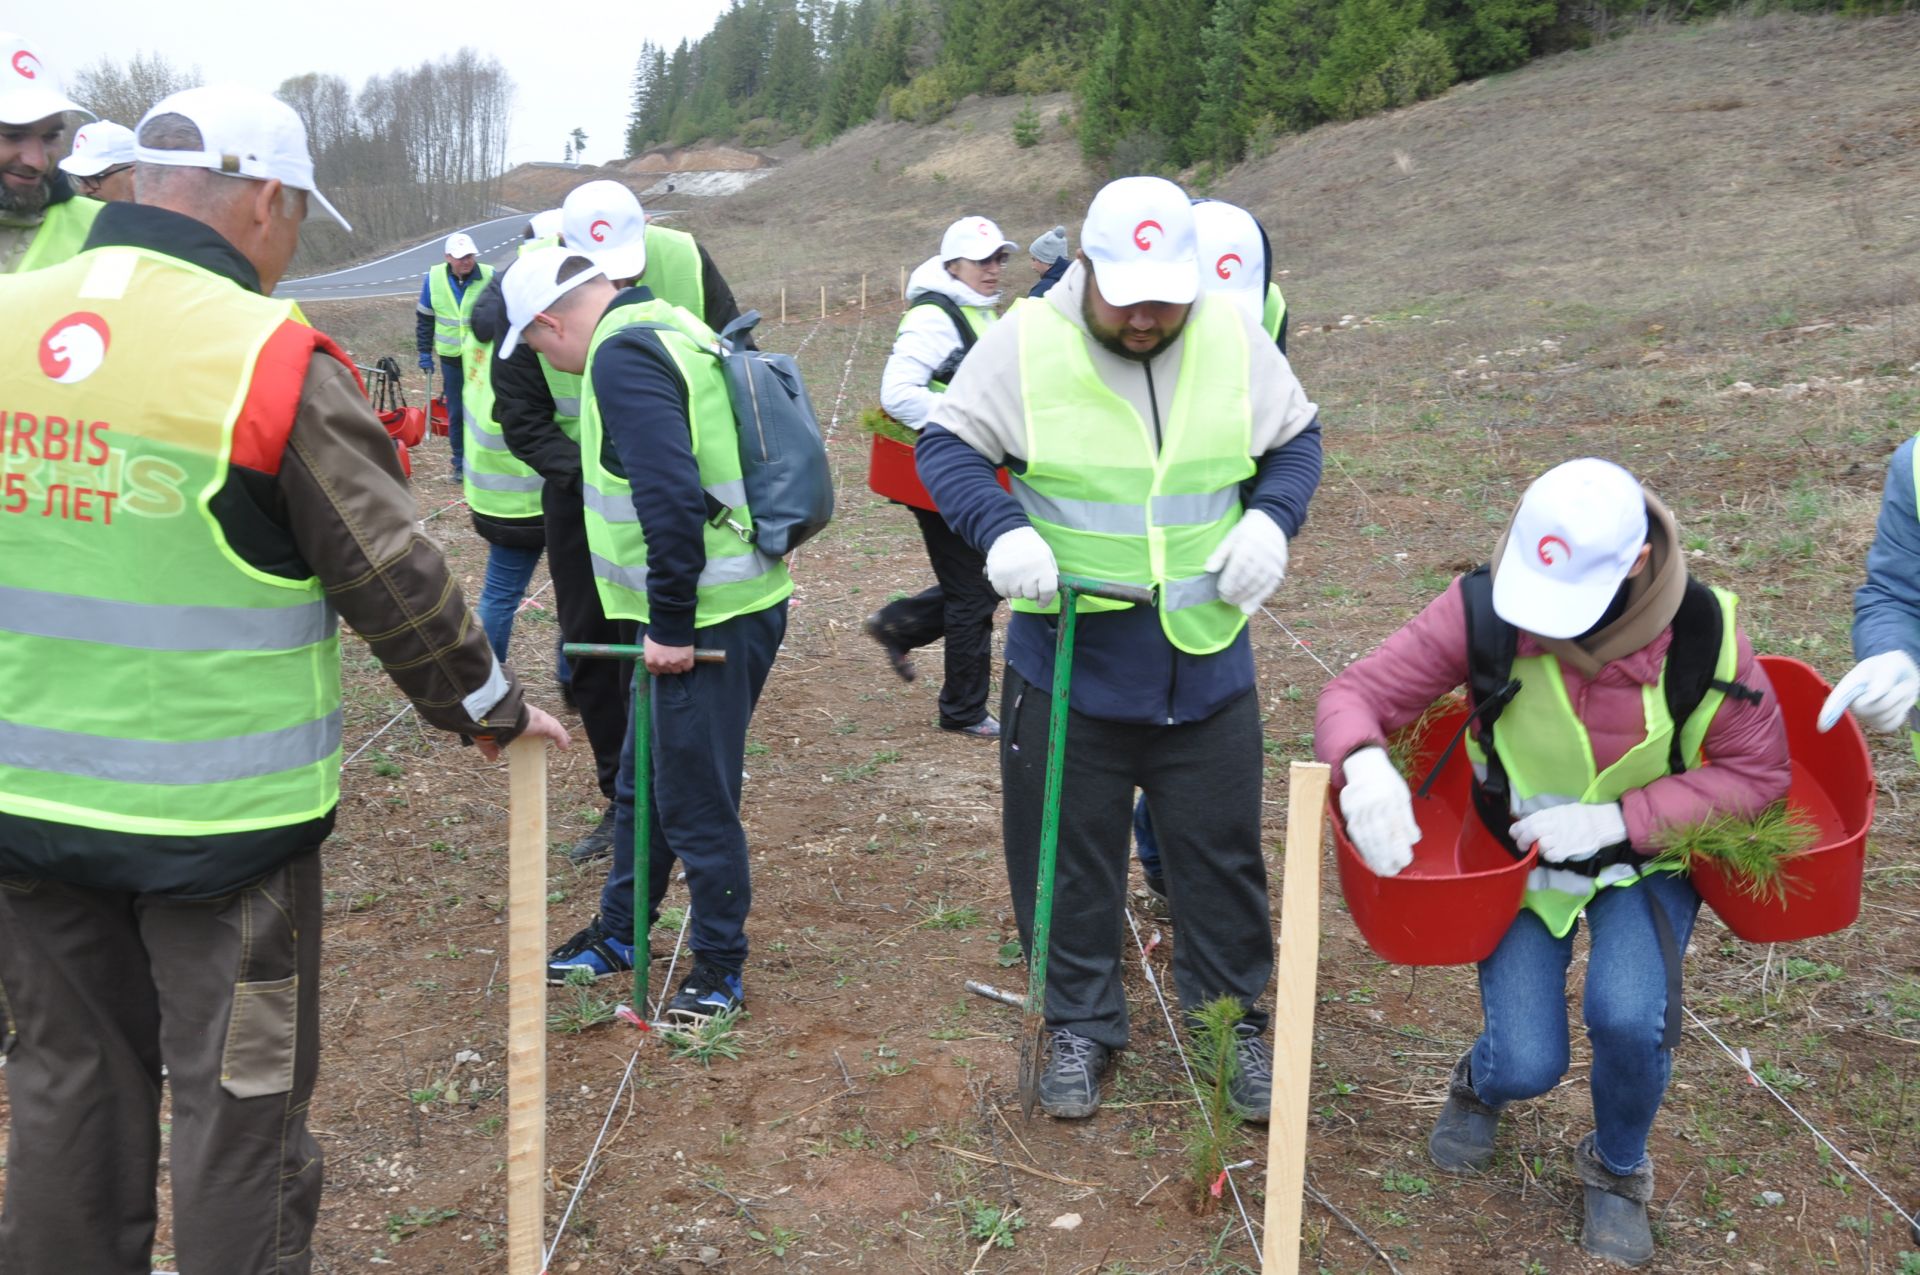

{"left": 0, "top": 850, "right": 323, "bottom": 1274}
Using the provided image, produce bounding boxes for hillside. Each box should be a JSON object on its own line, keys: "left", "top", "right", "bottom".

{"left": 225, "top": 13, "right": 1920, "bottom": 1273}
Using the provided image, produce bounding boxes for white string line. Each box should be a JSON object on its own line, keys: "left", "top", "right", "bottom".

{"left": 1259, "top": 604, "right": 1340, "bottom": 679}
{"left": 1684, "top": 1005, "right": 1917, "bottom": 1232}
{"left": 1324, "top": 450, "right": 1410, "bottom": 577}
{"left": 542, "top": 905, "right": 695, "bottom": 1269}
{"left": 1124, "top": 906, "right": 1263, "bottom": 1255}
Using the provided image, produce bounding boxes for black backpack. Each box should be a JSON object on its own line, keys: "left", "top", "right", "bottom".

{"left": 908, "top": 291, "right": 982, "bottom": 387}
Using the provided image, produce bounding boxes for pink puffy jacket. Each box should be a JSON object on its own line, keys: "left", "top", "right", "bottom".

{"left": 1313, "top": 578, "right": 1792, "bottom": 851}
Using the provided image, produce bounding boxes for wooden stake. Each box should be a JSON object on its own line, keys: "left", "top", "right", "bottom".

{"left": 1263, "top": 761, "right": 1329, "bottom": 1275}
{"left": 507, "top": 737, "right": 549, "bottom": 1275}
{"left": 819, "top": 285, "right": 826, "bottom": 319}
{"left": 780, "top": 286, "right": 786, "bottom": 325}
{"left": 861, "top": 273, "right": 867, "bottom": 310}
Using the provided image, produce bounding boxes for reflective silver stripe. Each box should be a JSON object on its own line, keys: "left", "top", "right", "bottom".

{"left": 1151, "top": 489, "right": 1237, "bottom": 527}
{"left": 0, "top": 711, "right": 342, "bottom": 786}
{"left": 0, "top": 585, "right": 334, "bottom": 652}
{"left": 705, "top": 478, "right": 747, "bottom": 509}
{"left": 591, "top": 549, "right": 783, "bottom": 593}
{"left": 1009, "top": 478, "right": 1147, "bottom": 535}
{"left": 583, "top": 483, "right": 638, "bottom": 523}
{"left": 1162, "top": 572, "right": 1221, "bottom": 612}
{"left": 466, "top": 423, "right": 511, "bottom": 450}
{"left": 466, "top": 471, "right": 544, "bottom": 493}
{"left": 464, "top": 655, "right": 511, "bottom": 721}
{"left": 551, "top": 396, "right": 581, "bottom": 418}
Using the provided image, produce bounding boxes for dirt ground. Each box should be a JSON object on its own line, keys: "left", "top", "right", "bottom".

{"left": 2, "top": 12, "right": 1918, "bottom": 1275}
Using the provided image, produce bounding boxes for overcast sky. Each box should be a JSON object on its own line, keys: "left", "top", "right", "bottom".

{"left": 25, "top": 1, "right": 731, "bottom": 166}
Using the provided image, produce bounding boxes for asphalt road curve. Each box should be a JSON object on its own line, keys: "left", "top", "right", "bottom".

{"left": 278, "top": 212, "right": 531, "bottom": 302}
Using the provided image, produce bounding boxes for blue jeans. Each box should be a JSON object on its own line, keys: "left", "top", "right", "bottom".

{"left": 476, "top": 543, "right": 542, "bottom": 662}
{"left": 1133, "top": 792, "right": 1159, "bottom": 877}
{"left": 1469, "top": 872, "right": 1701, "bottom": 1174}
{"left": 439, "top": 354, "right": 464, "bottom": 473}
{"left": 600, "top": 602, "right": 788, "bottom": 971}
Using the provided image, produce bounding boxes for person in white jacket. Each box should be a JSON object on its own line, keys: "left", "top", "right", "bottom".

{"left": 863, "top": 216, "right": 1018, "bottom": 737}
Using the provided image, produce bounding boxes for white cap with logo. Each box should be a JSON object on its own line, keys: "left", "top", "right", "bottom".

{"left": 500, "top": 246, "right": 606, "bottom": 358}
{"left": 1081, "top": 176, "right": 1199, "bottom": 307}
{"left": 561, "top": 180, "right": 647, "bottom": 282}
{"left": 0, "top": 32, "right": 84, "bottom": 125}
{"left": 529, "top": 208, "right": 563, "bottom": 241}
{"left": 1192, "top": 200, "right": 1267, "bottom": 328}
{"left": 58, "top": 119, "right": 136, "bottom": 177}
{"left": 134, "top": 84, "right": 352, "bottom": 232}
{"left": 444, "top": 231, "right": 479, "bottom": 258}
{"left": 938, "top": 215, "right": 1017, "bottom": 264}
{"left": 1492, "top": 458, "right": 1650, "bottom": 639}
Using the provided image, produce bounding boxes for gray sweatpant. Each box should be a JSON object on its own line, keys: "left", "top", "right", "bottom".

{"left": 999, "top": 667, "right": 1273, "bottom": 1050}
{"left": 0, "top": 850, "right": 323, "bottom": 1274}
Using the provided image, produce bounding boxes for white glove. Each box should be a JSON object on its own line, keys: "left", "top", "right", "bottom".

{"left": 1339, "top": 746, "right": 1419, "bottom": 877}
{"left": 1818, "top": 650, "right": 1920, "bottom": 734}
{"left": 1204, "top": 509, "right": 1290, "bottom": 616}
{"left": 985, "top": 526, "right": 1058, "bottom": 607}
{"left": 1509, "top": 802, "right": 1628, "bottom": 864}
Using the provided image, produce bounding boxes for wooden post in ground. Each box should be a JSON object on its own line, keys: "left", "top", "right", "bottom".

{"left": 507, "top": 738, "right": 549, "bottom": 1275}
{"left": 819, "top": 285, "right": 826, "bottom": 319}
{"left": 780, "top": 286, "right": 786, "bottom": 325}
{"left": 1262, "top": 761, "right": 1329, "bottom": 1275}
{"left": 861, "top": 273, "right": 867, "bottom": 310}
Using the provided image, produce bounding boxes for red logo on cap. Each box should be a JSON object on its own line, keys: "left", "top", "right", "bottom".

{"left": 975, "top": 220, "right": 991, "bottom": 238}
{"left": 11, "top": 50, "right": 41, "bottom": 80}
{"left": 1132, "top": 220, "right": 1163, "bottom": 252}
{"left": 39, "top": 312, "right": 110, "bottom": 385}
{"left": 1215, "top": 252, "right": 1242, "bottom": 280}
{"left": 1536, "top": 535, "right": 1572, "bottom": 567}
{"left": 589, "top": 219, "right": 611, "bottom": 244}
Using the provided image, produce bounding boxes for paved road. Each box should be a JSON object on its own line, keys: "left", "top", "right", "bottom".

{"left": 279, "top": 211, "right": 530, "bottom": 302}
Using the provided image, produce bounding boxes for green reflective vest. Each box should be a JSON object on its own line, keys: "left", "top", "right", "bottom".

{"left": 518, "top": 235, "right": 558, "bottom": 256}
{"left": 1263, "top": 282, "right": 1287, "bottom": 345}
{"left": 578, "top": 298, "right": 791, "bottom": 628}
{"left": 461, "top": 313, "right": 544, "bottom": 519}
{"left": 427, "top": 261, "right": 494, "bottom": 359}
{"left": 1466, "top": 587, "right": 1741, "bottom": 935}
{"left": 1010, "top": 296, "right": 1253, "bottom": 656}
{"left": 14, "top": 195, "right": 103, "bottom": 274}
{"left": 641, "top": 224, "right": 704, "bottom": 317}
{"left": 0, "top": 246, "right": 343, "bottom": 838}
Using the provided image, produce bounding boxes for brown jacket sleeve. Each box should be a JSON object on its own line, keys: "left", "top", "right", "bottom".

{"left": 278, "top": 356, "right": 527, "bottom": 742}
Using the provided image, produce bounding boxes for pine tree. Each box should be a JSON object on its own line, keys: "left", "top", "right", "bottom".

{"left": 1194, "top": 0, "right": 1258, "bottom": 163}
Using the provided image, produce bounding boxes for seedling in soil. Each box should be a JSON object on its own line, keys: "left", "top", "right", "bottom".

{"left": 548, "top": 985, "right": 617, "bottom": 1035}
{"left": 386, "top": 1206, "right": 458, "bottom": 1241}
{"left": 962, "top": 1200, "right": 1026, "bottom": 1249}
{"left": 1183, "top": 996, "right": 1247, "bottom": 1205}
{"left": 666, "top": 1008, "right": 744, "bottom": 1067}
{"left": 749, "top": 1225, "right": 801, "bottom": 1257}
{"left": 1381, "top": 1168, "right": 1434, "bottom": 1197}
{"left": 919, "top": 897, "right": 981, "bottom": 930}
{"left": 1647, "top": 801, "right": 1816, "bottom": 905}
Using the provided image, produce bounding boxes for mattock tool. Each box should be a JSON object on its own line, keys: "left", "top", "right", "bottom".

{"left": 563, "top": 643, "right": 727, "bottom": 1027}
{"left": 1016, "top": 573, "right": 1156, "bottom": 1119}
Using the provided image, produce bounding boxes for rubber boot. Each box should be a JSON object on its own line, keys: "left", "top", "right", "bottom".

{"left": 1576, "top": 1132, "right": 1655, "bottom": 1267}
{"left": 1427, "top": 1053, "right": 1501, "bottom": 1174}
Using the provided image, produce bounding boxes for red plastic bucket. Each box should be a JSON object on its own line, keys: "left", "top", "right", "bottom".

{"left": 1689, "top": 655, "right": 1872, "bottom": 942}
{"left": 1332, "top": 699, "right": 1537, "bottom": 966}
{"left": 868, "top": 433, "right": 935, "bottom": 510}
{"left": 429, "top": 395, "right": 450, "bottom": 438}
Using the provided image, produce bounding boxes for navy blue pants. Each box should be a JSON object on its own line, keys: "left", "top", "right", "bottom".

{"left": 599, "top": 601, "right": 787, "bottom": 972}
{"left": 439, "top": 354, "right": 464, "bottom": 474}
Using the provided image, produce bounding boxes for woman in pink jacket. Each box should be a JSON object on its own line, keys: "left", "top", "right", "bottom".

{"left": 1314, "top": 459, "right": 1790, "bottom": 1267}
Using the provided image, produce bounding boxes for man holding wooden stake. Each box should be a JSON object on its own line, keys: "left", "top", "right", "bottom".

{"left": 918, "top": 176, "right": 1324, "bottom": 1119}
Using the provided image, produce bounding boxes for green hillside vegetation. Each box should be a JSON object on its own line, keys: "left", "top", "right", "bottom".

{"left": 626, "top": 0, "right": 1910, "bottom": 171}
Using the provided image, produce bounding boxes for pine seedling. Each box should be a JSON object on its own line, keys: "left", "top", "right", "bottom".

{"left": 547, "top": 985, "right": 617, "bottom": 1034}
{"left": 666, "top": 1008, "right": 745, "bottom": 1067}
{"left": 1387, "top": 693, "right": 1467, "bottom": 786}
{"left": 856, "top": 407, "right": 918, "bottom": 447}
{"left": 1184, "top": 996, "right": 1247, "bottom": 1205}
{"left": 1648, "top": 801, "right": 1817, "bottom": 905}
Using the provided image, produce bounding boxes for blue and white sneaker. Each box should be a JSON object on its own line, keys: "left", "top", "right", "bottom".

{"left": 546, "top": 915, "right": 636, "bottom": 984}
{"left": 665, "top": 963, "right": 744, "bottom": 1024}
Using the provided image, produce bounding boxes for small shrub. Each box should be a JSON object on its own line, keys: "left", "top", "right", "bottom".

{"left": 1013, "top": 44, "right": 1078, "bottom": 95}
{"left": 1012, "top": 97, "right": 1042, "bottom": 149}
{"left": 889, "top": 68, "right": 960, "bottom": 125}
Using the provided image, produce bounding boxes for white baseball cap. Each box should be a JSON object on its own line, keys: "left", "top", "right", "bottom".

{"left": 0, "top": 32, "right": 84, "bottom": 125}
{"left": 529, "top": 208, "right": 563, "bottom": 241}
{"left": 939, "top": 215, "right": 1016, "bottom": 263}
{"left": 445, "top": 231, "right": 479, "bottom": 258}
{"left": 561, "top": 180, "right": 647, "bottom": 281}
{"left": 1081, "top": 176, "right": 1199, "bottom": 307}
{"left": 58, "top": 119, "right": 136, "bottom": 177}
{"left": 1192, "top": 200, "right": 1267, "bottom": 328}
{"left": 135, "top": 84, "right": 351, "bottom": 231}
{"left": 500, "top": 246, "right": 606, "bottom": 358}
{"left": 1492, "top": 459, "right": 1650, "bottom": 639}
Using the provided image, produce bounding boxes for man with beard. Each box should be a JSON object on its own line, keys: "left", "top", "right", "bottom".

{"left": 0, "top": 32, "right": 100, "bottom": 273}
{"left": 915, "top": 176, "right": 1324, "bottom": 1120}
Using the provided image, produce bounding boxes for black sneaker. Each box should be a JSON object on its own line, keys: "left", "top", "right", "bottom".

{"left": 665, "top": 962, "right": 745, "bottom": 1024}
{"left": 567, "top": 809, "right": 616, "bottom": 864}
{"left": 1141, "top": 869, "right": 1168, "bottom": 905}
{"left": 546, "top": 915, "right": 636, "bottom": 984}
{"left": 1226, "top": 1024, "right": 1272, "bottom": 1123}
{"left": 863, "top": 612, "right": 916, "bottom": 683}
{"left": 1037, "top": 1029, "right": 1109, "bottom": 1118}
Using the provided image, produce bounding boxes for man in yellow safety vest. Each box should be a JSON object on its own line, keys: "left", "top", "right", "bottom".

{"left": 0, "top": 30, "right": 101, "bottom": 274}
{"left": 415, "top": 229, "right": 493, "bottom": 481}
{"left": 0, "top": 83, "right": 568, "bottom": 1274}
